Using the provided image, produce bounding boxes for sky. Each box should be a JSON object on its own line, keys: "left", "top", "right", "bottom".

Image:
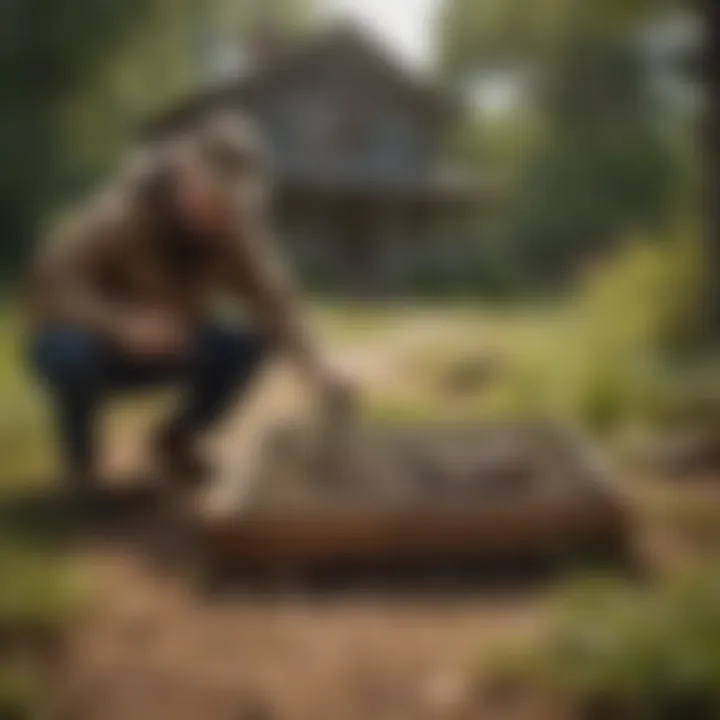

{"left": 318, "top": 0, "right": 521, "bottom": 114}
{"left": 319, "top": 0, "right": 441, "bottom": 70}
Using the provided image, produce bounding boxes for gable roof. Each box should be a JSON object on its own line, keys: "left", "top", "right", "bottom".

{"left": 143, "top": 24, "right": 452, "bottom": 140}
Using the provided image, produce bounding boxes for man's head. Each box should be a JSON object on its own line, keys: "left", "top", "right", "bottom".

{"left": 196, "top": 112, "right": 269, "bottom": 182}
{"left": 131, "top": 112, "right": 270, "bottom": 248}
{"left": 179, "top": 112, "right": 271, "bottom": 239}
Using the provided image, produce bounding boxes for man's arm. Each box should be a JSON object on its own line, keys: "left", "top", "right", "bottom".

{"left": 223, "top": 204, "right": 326, "bottom": 383}
{"left": 27, "top": 203, "right": 126, "bottom": 336}
{"left": 27, "top": 198, "right": 185, "bottom": 357}
{"left": 174, "top": 133, "right": 352, "bottom": 404}
{"left": 171, "top": 145, "right": 320, "bottom": 370}
{"left": 225, "top": 205, "right": 356, "bottom": 414}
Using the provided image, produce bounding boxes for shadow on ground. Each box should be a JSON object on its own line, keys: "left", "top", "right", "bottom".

{"left": 0, "top": 481, "right": 161, "bottom": 549}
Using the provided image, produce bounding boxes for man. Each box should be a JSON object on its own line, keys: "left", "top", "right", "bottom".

{"left": 27, "top": 113, "right": 350, "bottom": 503}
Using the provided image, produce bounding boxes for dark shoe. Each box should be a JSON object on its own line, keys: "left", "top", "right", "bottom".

{"left": 153, "top": 423, "right": 210, "bottom": 487}
{"left": 62, "top": 471, "right": 102, "bottom": 521}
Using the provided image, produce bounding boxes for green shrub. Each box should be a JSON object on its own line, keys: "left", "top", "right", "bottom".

{"left": 482, "top": 224, "right": 710, "bottom": 433}
{"left": 0, "top": 541, "right": 78, "bottom": 635}
{"left": 489, "top": 572, "right": 720, "bottom": 719}
{"left": 0, "top": 669, "right": 40, "bottom": 720}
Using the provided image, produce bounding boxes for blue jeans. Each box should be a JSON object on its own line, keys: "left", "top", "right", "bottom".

{"left": 32, "top": 321, "right": 267, "bottom": 477}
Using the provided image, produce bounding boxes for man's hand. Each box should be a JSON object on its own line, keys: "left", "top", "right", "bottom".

{"left": 114, "top": 312, "right": 189, "bottom": 359}
{"left": 312, "top": 360, "right": 357, "bottom": 421}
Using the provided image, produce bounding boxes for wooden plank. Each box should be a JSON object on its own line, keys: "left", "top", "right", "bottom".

{"left": 203, "top": 496, "right": 628, "bottom": 565}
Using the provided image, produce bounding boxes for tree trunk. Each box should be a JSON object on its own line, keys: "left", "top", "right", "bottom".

{"left": 704, "top": 0, "right": 720, "bottom": 337}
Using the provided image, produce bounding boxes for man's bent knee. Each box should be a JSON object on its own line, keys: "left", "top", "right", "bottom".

{"left": 195, "top": 323, "right": 269, "bottom": 377}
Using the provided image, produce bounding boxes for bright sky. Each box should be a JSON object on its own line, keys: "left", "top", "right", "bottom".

{"left": 318, "top": 0, "right": 519, "bottom": 113}
{"left": 319, "top": 0, "right": 441, "bottom": 69}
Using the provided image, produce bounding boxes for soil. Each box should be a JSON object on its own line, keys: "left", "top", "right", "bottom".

{"left": 56, "top": 545, "right": 546, "bottom": 720}
{"left": 246, "top": 423, "right": 605, "bottom": 511}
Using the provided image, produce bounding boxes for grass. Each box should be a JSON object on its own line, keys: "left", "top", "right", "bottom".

{"left": 0, "top": 668, "right": 43, "bottom": 720}
{"left": 0, "top": 314, "right": 55, "bottom": 483}
{"left": 354, "top": 232, "right": 716, "bottom": 439}
{"left": 0, "top": 311, "right": 77, "bottom": 718}
{"left": 479, "top": 570, "right": 720, "bottom": 719}
{"left": 314, "top": 302, "right": 407, "bottom": 343}
{"left": 356, "top": 300, "right": 641, "bottom": 431}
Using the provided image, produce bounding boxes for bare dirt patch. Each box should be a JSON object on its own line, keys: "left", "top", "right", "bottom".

{"left": 56, "top": 545, "right": 546, "bottom": 720}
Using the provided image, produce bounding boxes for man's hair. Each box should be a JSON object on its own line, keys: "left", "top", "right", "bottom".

{"left": 195, "top": 112, "right": 269, "bottom": 180}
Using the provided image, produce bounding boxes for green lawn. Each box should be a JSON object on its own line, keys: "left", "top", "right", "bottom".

{"left": 0, "top": 309, "right": 77, "bottom": 719}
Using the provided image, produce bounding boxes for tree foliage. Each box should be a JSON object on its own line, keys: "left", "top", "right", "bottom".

{"left": 439, "top": 0, "right": 682, "bottom": 81}
{"left": 1, "top": 0, "right": 156, "bottom": 271}
{"left": 0, "top": 0, "right": 152, "bottom": 263}
{"left": 440, "top": 0, "right": 692, "bottom": 289}
{"left": 1, "top": 0, "right": 317, "bottom": 278}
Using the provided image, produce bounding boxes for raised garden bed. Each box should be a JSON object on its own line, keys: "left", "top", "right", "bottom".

{"left": 199, "top": 422, "right": 629, "bottom": 570}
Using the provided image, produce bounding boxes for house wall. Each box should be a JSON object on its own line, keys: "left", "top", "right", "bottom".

{"left": 143, "top": 31, "right": 482, "bottom": 295}
{"left": 246, "top": 55, "right": 440, "bottom": 182}
{"left": 172, "top": 37, "right": 469, "bottom": 294}
{"left": 236, "top": 51, "right": 446, "bottom": 292}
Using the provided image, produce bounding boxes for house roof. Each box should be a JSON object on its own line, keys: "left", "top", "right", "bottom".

{"left": 142, "top": 24, "right": 454, "bottom": 140}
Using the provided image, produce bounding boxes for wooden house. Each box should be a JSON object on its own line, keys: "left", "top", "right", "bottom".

{"left": 146, "top": 26, "right": 481, "bottom": 293}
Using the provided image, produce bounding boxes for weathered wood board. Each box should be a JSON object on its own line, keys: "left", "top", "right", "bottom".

{"left": 198, "top": 421, "right": 629, "bottom": 568}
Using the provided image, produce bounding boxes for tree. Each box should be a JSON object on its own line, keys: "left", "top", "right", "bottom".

{"left": 439, "top": 0, "right": 694, "bottom": 290}
{"left": 703, "top": 0, "right": 720, "bottom": 335}
{"left": 0, "top": 0, "right": 155, "bottom": 272}
{"left": 439, "top": 0, "right": 683, "bottom": 83}
{"left": 0, "top": 0, "right": 318, "bottom": 278}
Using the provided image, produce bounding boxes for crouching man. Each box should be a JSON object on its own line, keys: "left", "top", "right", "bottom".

{"left": 26, "top": 113, "right": 350, "bottom": 505}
